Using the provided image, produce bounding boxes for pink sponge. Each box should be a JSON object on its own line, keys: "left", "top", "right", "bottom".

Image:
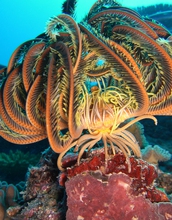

{"left": 66, "top": 173, "right": 172, "bottom": 220}
{"left": 63, "top": 152, "right": 172, "bottom": 220}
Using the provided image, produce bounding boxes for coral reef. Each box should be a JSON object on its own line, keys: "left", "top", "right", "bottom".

{"left": 0, "top": 147, "right": 171, "bottom": 220}
{"left": 6, "top": 148, "right": 66, "bottom": 220}
{"left": 0, "top": 0, "right": 172, "bottom": 175}
{"left": 156, "top": 173, "right": 172, "bottom": 195}
{"left": 0, "top": 0, "right": 172, "bottom": 219}
{"left": 142, "top": 117, "right": 172, "bottom": 173}
{"left": 135, "top": 4, "right": 172, "bottom": 32}
{"left": 0, "top": 150, "right": 40, "bottom": 168}
{"left": 142, "top": 116, "right": 172, "bottom": 155}
{"left": 63, "top": 150, "right": 172, "bottom": 220}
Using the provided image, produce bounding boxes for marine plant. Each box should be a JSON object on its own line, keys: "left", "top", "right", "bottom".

{"left": 0, "top": 0, "right": 172, "bottom": 171}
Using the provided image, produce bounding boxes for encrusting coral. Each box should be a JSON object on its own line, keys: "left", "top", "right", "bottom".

{"left": 4, "top": 148, "right": 66, "bottom": 220}
{"left": 156, "top": 173, "right": 172, "bottom": 195}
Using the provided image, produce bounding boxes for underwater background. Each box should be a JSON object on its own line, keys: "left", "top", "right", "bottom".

{"left": 0, "top": 0, "right": 172, "bottom": 66}
{"left": 0, "top": 0, "right": 172, "bottom": 219}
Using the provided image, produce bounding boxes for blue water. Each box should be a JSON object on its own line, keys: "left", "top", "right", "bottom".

{"left": 0, "top": 0, "right": 172, "bottom": 66}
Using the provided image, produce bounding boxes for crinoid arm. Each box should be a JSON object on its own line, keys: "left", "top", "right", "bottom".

{"left": 46, "top": 42, "right": 74, "bottom": 153}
